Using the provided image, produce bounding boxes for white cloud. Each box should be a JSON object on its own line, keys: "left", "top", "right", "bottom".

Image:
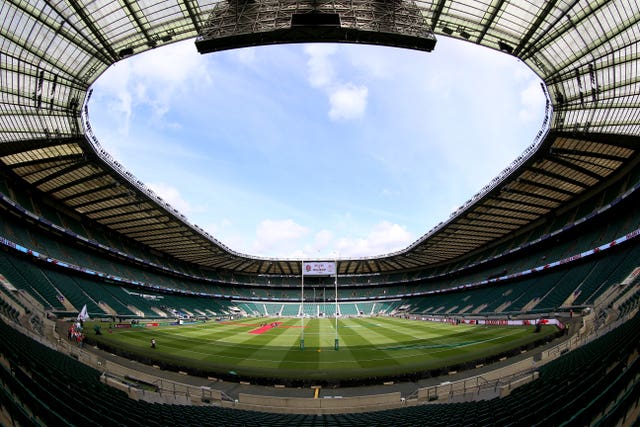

{"left": 200, "top": 218, "right": 233, "bottom": 236}
{"left": 257, "top": 219, "right": 309, "bottom": 241}
{"left": 92, "top": 62, "right": 134, "bottom": 136}
{"left": 229, "top": 217, "right": 415, "bottom": 259}
{"left": 519, "top": 78, "right": 546, "bottom": 122}
{"left": 346, "top": 45, "right": 394, "bottom": 79}
{"left": 314, "top": 229, "right": 334, "bottom": 250}
{"left": 304, "top": 44, "right": 337, "bottom": 88}
{"left": 328, "top": 84, "right": 368, "bottom": 121}
{"left": 129, "top": 45, "right": 204, "bottom": 121}
{"left": 334, "top": 221, "right": 413, "bottom": 257}
{"left": 252, "top": 219, "right": 310, "bottom": 255}
{"left": 130, "top": 41, "right": 206, "bottom": 85}
{"left": 304, "top": 45, "right": 369, "bottom": 121}
{"left": 95, "top": 60, "right": 132, "bottom": 93}
{"left": 369, "top": 221, "right": 413, "bottom": 247}
{"left": 112, "top": 91, "right": 133, "bottom": 136}
{"left": 199, "top": 219, "right": 249, "bottom": 252}
{"left": 232, "top": 47, "right": 257, "bottom": 65}
{"left": 381, "top": 188, "right": 399, "bottom": 197}
{"left": 92, "top": 40, "right": 210, "bottom": 134}
{"left": 89, "top": 41, "right": 544, "bottom": 259}
{"left": 146, "top": 182, "right": 194, "bottom": 215}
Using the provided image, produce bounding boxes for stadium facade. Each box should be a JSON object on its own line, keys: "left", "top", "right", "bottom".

{"left": 1, "top": 1, "right": 640, "bottom": 425}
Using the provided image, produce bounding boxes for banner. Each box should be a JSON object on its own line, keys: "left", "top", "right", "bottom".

{"left": 302, "top": 261, "right": 336, "bottom": 276}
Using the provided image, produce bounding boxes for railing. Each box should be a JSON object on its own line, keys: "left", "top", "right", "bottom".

{"left": 409, "top": 306, "right": 639, "bottom": 405}
{"left": 412, "top": 365, "right": 539, "bottom": 404}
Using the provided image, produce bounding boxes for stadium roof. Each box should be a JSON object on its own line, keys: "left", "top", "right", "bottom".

{"left": 0, "top": 0, "right": 639, "bottom": 276}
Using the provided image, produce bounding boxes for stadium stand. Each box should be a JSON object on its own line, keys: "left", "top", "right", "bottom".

{"left": 0, "top": 310, "right": 638, "bottom": 426}
{"left": 281, "top": 303, "right": 301, "bottom": 317}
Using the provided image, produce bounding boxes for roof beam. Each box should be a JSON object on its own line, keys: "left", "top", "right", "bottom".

{"left": 73, "top": 193, "right": 130, "bottom": 209}
{"left": 475, "top": 0, "right": 507, "bottom": 45}
{"left": 130, "top": 232, "right": 188, "bottom": 244}
{"left": 83, "top": 200, "right": 149, "bottom": 215}
{"left": 58, "top": 181, "right": 120, "bottom": 202}
{"left": 447, "top": 224, "right": 510, "bottom": 235}
{"left": 518, "top": 0, "right": 586, "bottom": 62}
{"left": 121, "top": 0, "right": 154, "bottom": 48}
{"left": 64, "top": 0, "right": 119, "bottom": 63}
{"left": 527, "top": 165, "right": 591, "bottom": 190}
{"left": 20, "top": 0, "right": 114, "bottom": 66}
{"left": 87, "top": 206, "right": 156, "bottom": 221}
{"left": 5, "top": 154, "right": 82, "bottom": 170}
{"left": 0, "top": 30, "right": 85, "bottom": 87}
{"left": 179, "top": 0, "right": 202, "bottom": 34}
{"left": 514, "top": 0, "right": 560, "bottom": 57}
{"left": 503, "top": 188, "right": 564, "bottom": 205}
{"left": 492, "top": 195, "right": 554, "bottom": 211}
{"left": 536, "top": 2, "right": 635, "bottom": 78}
{"left": 45, "top": 170, "right": 110, "bottom": 195}
{"left": 471, "top": 209, "right": 536, "bottom": 223}
{"left": 517, "top": 177, "right": 576, "bottom": 197}
{"left": 481, "top": 202, "right": 545, "bottom": 217}
{"left": 548, "top": 153, "right": 615, "bottom": 179}
{"left": 430, "top": 0, "right": 447, "bottom": 31}
{"left": 460, "top": 215, "right": 527, "bottom": 227}
{"left": 0, "top": 138, "right": 80, "bottom": 157}
{"left": 102, "top": 212, "right": 170, "bottom": 227}
{"left": 31, "top": 160, "right": 87, "bottom": 188}
{"left": 549, "top": 147, "right": 629, "bottom": 163}
{"left": 568, "top": 133, "right": 640, "bottom": 152}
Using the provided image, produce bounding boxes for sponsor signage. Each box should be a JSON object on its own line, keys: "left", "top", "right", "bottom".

{"left": 302, "top": 261, "right": 336, "bottom": 276}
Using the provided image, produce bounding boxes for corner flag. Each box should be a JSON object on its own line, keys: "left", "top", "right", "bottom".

{"left": 77, "top": 304, "right": 89, "bottom": 322}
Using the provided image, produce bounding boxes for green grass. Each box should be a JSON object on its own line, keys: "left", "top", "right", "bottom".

{"left": 87, "top": 317, "right": 556, "bottom": 382}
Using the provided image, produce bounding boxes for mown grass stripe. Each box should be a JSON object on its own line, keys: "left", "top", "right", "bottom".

{"left": 86, "top": 319, "right": 557, "bottom": 381}
{"left": 334, "top": 319, "right": 400, "bottom": 370}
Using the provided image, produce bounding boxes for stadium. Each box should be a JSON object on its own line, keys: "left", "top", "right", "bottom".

{"left": 1, "top": 0, "right": 640, "bottom": 426}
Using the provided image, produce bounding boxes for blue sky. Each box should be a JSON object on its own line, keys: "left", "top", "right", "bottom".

{"left": 88, "top": 36, "right": 546, "bottom": 259}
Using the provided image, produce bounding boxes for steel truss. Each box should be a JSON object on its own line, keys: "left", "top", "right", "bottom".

{"left": 196, "top": 0, "right": 436, "bottom": 53}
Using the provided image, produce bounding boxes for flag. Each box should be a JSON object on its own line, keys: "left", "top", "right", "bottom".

{"left": 77, "top": 304, "right": 89, "bottom": 322}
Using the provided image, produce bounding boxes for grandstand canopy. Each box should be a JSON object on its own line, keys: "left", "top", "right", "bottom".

{"left": 0, "top": 0, "right": 639, "bottom": 276}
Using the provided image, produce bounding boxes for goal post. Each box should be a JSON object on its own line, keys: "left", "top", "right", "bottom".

{"left": 301, "top": 261, "right": 339, "bottom": 350}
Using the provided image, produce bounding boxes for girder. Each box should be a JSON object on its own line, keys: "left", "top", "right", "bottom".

{"left": 196, "top": 0, "right": 436, "bottom": 53}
